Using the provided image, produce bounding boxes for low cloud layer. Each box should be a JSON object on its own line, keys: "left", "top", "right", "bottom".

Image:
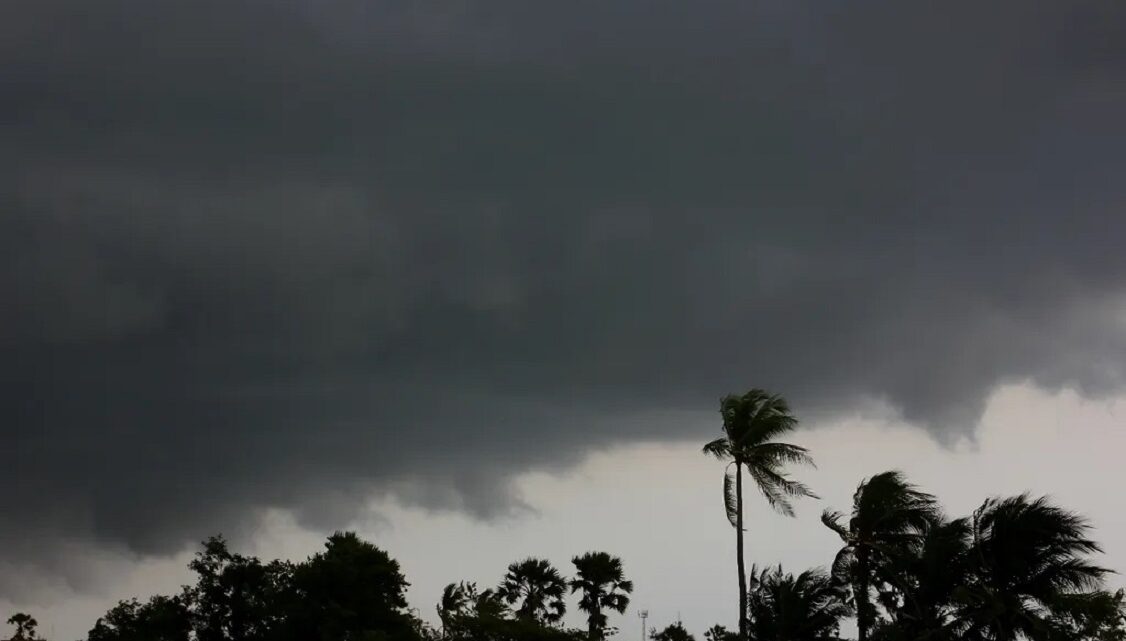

{"left": 3, "top": 0, "right": 1126, "bottom": 594}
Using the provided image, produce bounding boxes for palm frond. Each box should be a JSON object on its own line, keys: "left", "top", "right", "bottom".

{"left": 822, "top": 509, "right": 850, "bottom": 541}
{"left": 724, "top": 466, "right": 741, "bottom": 529}
{"left": 748, "top": 442, "right": 816, "bottom": 469}
{"left": 703, "top": 437, "right": 732, "bottom": 460}
{"left": 754, "top": 465, "right": 819, "bottom": 501}
{"left": 750, "top": 467, "right": 797, "bottom": 517}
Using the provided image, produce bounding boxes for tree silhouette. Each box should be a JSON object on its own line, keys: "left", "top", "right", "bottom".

{"left": 869, "top": 516, "right": 972, "bottom": 641}
{"left": 87, "top": 595, "right": 193, "bottom": 641}
{"left": 499, "top": 558, "right": 568, "bottom": 625}
{"left": 438, "top": 582, "right": 475, "bottom": 634}
{"left": 650, "top": 622, "right": 695, "bottom": 641}
{"left": 570, "top": 552, "right": 633, "bottom": 640}
{"left": 703, "top": 625, "right": 738, "bottom": 641}
{"left": 822, "top": 471, "right": 939, "bottom": 641}
{"left": 187, "top": 536, "right": 292, "bottom": 641}
{"left": 703, "top": 389, "right": 816, "bottom": 638}
{"left": 5, "top": 614, "right": 40, "bottom": 641}
{"left": 952, "top": 494, "right": 1111, "bottom": 641}
{"left": 745, "top": 565, "right": 851, "bottom": 641}
{"left": 1041, "top": 588, "right": 1126, "bottom": 640}
{"left": 286, "top": 531, "right": 416, "bottom": 641}
{"left": 438, "top": 581, "right": 511, "bottom": 640}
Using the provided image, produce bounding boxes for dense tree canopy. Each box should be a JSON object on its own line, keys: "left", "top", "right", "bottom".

{"left": 87, "top": 596, "right": 192, "bottom": 641}
{"left": 745, "top": 565, "right": 851, "bottom": 641}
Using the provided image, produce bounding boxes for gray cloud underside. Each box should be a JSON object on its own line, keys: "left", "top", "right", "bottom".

{"left": 3, "top": 0, "right": 1126, "bottom": 592}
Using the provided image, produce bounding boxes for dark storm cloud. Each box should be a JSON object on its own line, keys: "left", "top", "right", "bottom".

{"left": 3, "top": 0, "right": 1126, "bottom": 592}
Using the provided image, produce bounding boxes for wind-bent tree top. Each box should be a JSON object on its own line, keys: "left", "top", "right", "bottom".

{"left": 703, "top": 389, "right": 817, "bottom": 518}
{"left": 954, "top": 494, "right": 1113, "bottom": 641}
{"left": 822, "top": 470, "right": 941, "bottom": 549}
{"left": 820, "top": 470, "right": 941, "bottom": 641}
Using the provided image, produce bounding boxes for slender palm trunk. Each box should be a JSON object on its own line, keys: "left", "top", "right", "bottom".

{"left": 856, "top": 547, "right": 870, "bottom": 641}
{"left": 736, "top": 461, "right": 748, "bottom": 639}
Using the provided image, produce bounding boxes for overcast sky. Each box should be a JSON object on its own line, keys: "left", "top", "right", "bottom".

{"left": 3, "top": 1, "right": 1126, "bottom": 639}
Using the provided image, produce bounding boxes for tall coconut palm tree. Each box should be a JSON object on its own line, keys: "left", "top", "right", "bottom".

{"left": 821, "top": 471, "right": 940, "bottom": 641}
{"left": 953, "top": 494, "right": 1111, "bottom": 641}
{"left": 702, "top": 389, "right": 817, "bottom": 639}
{"left": 570, "top": 552, "right": 634, "bottom": 640}
{"left": 498, "top": 558, "right": 568, "bottom": 625}
{"left": 745, "top": 565, "right": 852, "bottom": 641}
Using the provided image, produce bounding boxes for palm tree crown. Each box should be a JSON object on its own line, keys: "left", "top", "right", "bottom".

{"left": 570, "top": 552, "right": 633, "bottom": 640}
{"left": 703, "top": 391, "right": 817, "bottom": 518}
{"left": 954, "top": 494, "right": 1111, "bottom": 641}
{"left": 498, "top": 558, "right": 568, "bottom": 625}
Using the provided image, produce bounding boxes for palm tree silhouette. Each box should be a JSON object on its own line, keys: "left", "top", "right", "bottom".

{"left": 703, "top": 389, "right": 816, "bottom": 638}
{"left": 822, "top": 470, "right": 940, "bottom": 641}
{"left": 870, "top": 515, "right": 973, "bottom": 641}
{"left": 498, "top": 558, "right": 568, "bottom": 625}
{"left": 438, "top": 582, "right": 473, "bottom": 635}
{"left": 953, "top": 494, "right": 1111, "bottom": 641}
{"left": 745, "top": 565, "right": 852, "bottom": 641}
{"left": 570, "top": 552, "right": 634, "bottom": 640}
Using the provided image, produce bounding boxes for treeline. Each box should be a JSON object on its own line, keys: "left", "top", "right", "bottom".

{"left": 5, "top": 534, "right": 634, "bottom": 641}
{"left": 5, "top": 389, "right": 1125, "bottom": 641}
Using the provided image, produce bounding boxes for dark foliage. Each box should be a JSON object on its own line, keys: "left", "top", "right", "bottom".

{"left": 745, "top": 565, "right": 851, "bottom": 641}
{"left": 4, "top": 614, "right": 43, "bottom": 641}
{"left": 284, "top": 531, "right": 417, "bottom": 641}
{"left": 570, "top": 552, "right": 633, "bottom": 640}
{"left": 498, "top": 559, "right": 569, "bottom": 626}
{"left": 651, "top": 622, "right": 695, "bottom": 641}
{"left": 87, "top": 596, "right": 192, "bottom": 641}
{"left": 822, "top": 471, "right": 941, "bottom": 641}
